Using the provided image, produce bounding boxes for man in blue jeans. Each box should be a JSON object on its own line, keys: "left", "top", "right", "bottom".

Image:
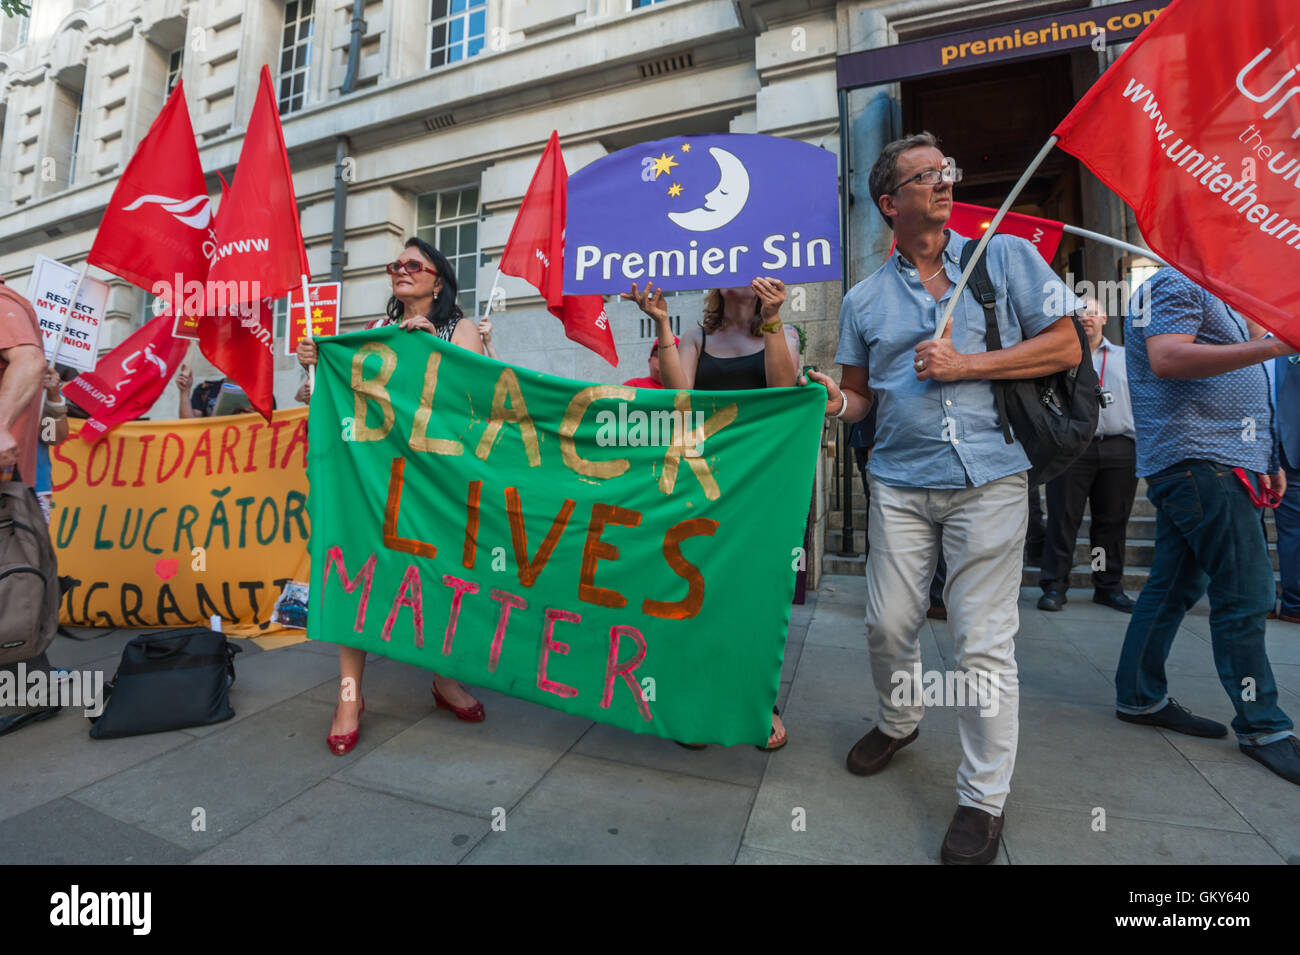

{"left": 1115, "top": 268, "right": 1299, "bottom": 784}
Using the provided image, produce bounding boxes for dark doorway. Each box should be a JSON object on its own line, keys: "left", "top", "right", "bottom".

{"left": 901, "top": 53, "right": 1092, "bottom": 275}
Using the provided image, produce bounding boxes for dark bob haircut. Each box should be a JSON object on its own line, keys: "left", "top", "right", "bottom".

{"left": 385, "top": 237, "right": 464, "bottom": 328}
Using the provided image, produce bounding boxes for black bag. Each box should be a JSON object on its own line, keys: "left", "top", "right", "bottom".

{"left": 960, "top": 241, "right": 1100, "bottom": 485}
{"left": 88, "top": 627, "right": 242, "bottom": 739}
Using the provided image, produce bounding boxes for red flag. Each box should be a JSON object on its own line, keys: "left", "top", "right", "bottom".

{"left": 198, "top": 297, "right": 277, "bottom": 421}
{"left": 500, "top": 131, "right": 617, "bottom": 365}
{"left": 947, "top": 202, "right": 1064, "bottom": 262}
{"left": 62, "top": 313, "right": 190, "bottom": 443}
{"left": 205, "top": 65, "right": 309, "bottom": 303}
{"left": 1053, "top": 0, "right": 1300, "bottom": 347}
{"left": 87, "top": 81, "right": 211, "bottom": 313}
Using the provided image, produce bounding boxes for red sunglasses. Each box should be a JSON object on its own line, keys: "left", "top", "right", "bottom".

{"left": 386, "top": 260, "right": 439, "bottom": 277}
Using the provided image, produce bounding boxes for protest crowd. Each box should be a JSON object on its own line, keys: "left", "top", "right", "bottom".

{"left": 1, "top": 0, "right": 1297, "bottom": 870}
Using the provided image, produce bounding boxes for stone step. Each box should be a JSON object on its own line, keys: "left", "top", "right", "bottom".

{"left": 825, "top": 526, "right": 1280, "bottom": 565}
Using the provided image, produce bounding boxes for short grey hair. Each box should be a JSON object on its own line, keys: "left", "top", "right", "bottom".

{"left": 869, "top": 131, "right": 940, "bottom": 230}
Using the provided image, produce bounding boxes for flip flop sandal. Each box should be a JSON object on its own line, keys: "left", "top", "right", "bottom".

{"left": 758, "top": 704, "right": 787, "bottom": 752}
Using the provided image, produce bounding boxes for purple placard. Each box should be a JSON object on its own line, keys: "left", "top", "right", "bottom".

{"left": 564, "top": 133, "right": 841, "bottom": 295}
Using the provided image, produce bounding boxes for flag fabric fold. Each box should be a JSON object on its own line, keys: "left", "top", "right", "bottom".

{"left": 62, "top": 313, "right": 190, "bottom": 443}
{"left": 1052, "top": 0, "right": 1300, "bottom": 347}
{"left": 200, "top": 65, "right": 308, "bottom": 419}
{"left": 86, "top": 81, "right": 211, "bottom": 313}
{"left": 499, "top": 130, "right": 618, "bottom": 365}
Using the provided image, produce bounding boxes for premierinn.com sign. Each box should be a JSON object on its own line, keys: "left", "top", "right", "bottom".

{"left": 837, "top": 0, "right": 1169, "bottom": 91}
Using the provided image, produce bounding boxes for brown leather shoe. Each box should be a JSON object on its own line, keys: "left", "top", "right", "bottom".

{"left": 845, "top": 726, "right": 918, "bottom": 776}
{"left": 941, "top": 806, "right": 1005, "bottom": 865}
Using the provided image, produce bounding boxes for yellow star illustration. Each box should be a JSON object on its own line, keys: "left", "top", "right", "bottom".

{"left": 312, "top": 307, "right": 323, "bottom": 319}
{"left": 667, "top": 183, "right": 683, "bottom": 198}
{"left": 650, "top": 152, "right": 679, "bottom": 179}
{"left": 681, "top": 143, "right": 692, "bottom": 153}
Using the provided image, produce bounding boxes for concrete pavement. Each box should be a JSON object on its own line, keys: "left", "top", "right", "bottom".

{"left": 1, "top": 576, "right": 1296, "bottom": 864}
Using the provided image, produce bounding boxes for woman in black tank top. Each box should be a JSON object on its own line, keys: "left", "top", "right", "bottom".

{"left": 625, "top": 277, "right": 802, "bottom": 750}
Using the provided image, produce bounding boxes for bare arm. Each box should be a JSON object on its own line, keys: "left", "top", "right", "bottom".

{"left": 1146, "top": 332, "right": 1291, "bottom": 379}
{"left": 0, "top": 343, "right": 44, "bottom": 467}
{"left": 805, "top": 364, "right": 873, "bottom": 422}
{"left": 0, "top": 344, "right": 44, "bottom": 428}
{"left": 915, "top": 315, "right": 1081, "bottom": 383}
{"left": 450, "top": 316, "right": 485, "bottom": 355}
{"left": 624, "top": 282, "right": 688, "bottom": 390}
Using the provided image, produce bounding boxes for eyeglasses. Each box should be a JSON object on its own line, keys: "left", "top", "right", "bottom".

{"left": 890, "top": 157, "right": 963, "bottom": 194}
{"left": 386, "top": 259, "right": 440, "bottom": 277}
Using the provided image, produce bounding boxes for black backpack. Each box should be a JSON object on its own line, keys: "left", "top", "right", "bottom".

{"left": 0, "top": 469, "right": 59, "bottom": 667}
{"left": 959, "top": 241, "right": 1100, "bottom": 485}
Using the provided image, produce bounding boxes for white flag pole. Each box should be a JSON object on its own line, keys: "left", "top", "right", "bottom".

{"left": 47, "top": 262, "right": 90, "bottom": 369}
{"left": 932, "top": 135, "right": 1058, "bottom": 340}
{"left": 1061, "top": 223, "right": 1168, "bottom": 267}
{"left": 300, "top": 273, "right": 314, "bottom": 393}
{"left": 480, "top": 269, "right": 503, "bottom": 322}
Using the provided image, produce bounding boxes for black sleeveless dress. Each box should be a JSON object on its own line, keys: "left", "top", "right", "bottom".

{"left": 693, "top": 327, "right": 767, "bottom": 390}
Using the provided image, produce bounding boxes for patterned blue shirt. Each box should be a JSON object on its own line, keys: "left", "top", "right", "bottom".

{"left": 1124, "top": 268, "right": 1277, "bottom": 477}
{"left": 835, "top": 230, "right": 1083, "bottom": 490}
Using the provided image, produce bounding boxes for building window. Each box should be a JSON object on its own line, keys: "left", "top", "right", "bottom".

{"left": 166, "top": 49, "right": 184, "bottom": 95}
{"left": 16, "top": 15, "right": 28, "bottom": 47}
{"left": 632, "top": 0, "right": 669, "bottom": 6}
{"left": 416, "top": 185, "right": 479, "bottom": 316}
{"left": 274, "top": 298, "right": 289, "bottom": 341}
{"left": 428, "top": 0, "right": 486, "bottom": 69}
{"left": 68, "top": 94, "right": 83, "bottom": 187}
{"left": 279, "top": 0, "right": 314, "bottom": 115}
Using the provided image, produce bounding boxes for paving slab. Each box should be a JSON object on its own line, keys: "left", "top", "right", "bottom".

{"left": 740, "top": 705, "right": 1004, "bottom": 864}
{"left": 70, "top": 696, "right": 408, "bottom": 852}
{"left": 571, "top": 719, "right": 772, "bottom": 788}
{"left": 735, "top": 845, "right": 834, "bottom": 864}
{"left": 1002, "top": 804, "right": 1284, "bottom": 865}
{"left": 0, "top": 797, "right": 195, "bottom": 865}
{"left": 1009, "top": 697, "right": 1255, "bottom": 832}
{"left": 190, "top": 779, "right": 490, "bottom": 865}
{"left": 0, "top": 704, "right": 192, "bottom": 825}
{"left": 184, "top": 645, "right": 341, "bottom": 737}
{"left": 301, "top": 653, "right": 454, "bottom": 725}
{"left": 461, "top": 753, "right": 754, "bottom": 864}
{"left": 336, "top": 687, "right": 592, "bottom": 818}
{"left": 1190, "top": 758, "right": 1300, "bottom": 863}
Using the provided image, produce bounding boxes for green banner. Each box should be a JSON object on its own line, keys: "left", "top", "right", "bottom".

{"left": 307, "top": 327, "right": 824, "bottom": 745}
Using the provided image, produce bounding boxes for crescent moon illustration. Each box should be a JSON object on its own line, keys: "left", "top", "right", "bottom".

{"left": 667, "top": 147, "right": 750, "bottom": 232}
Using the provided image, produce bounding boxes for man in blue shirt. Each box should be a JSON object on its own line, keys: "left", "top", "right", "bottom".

{"left": 807, "top": 132, "right": 1082, "bottom": 865}
{"left": 1115, "top": 268, "right": 1298, "bottom": 786}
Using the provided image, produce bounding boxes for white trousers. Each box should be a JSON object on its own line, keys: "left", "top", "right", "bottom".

{"left": 864, "top": 471, "right": 1027, "bottom": 815}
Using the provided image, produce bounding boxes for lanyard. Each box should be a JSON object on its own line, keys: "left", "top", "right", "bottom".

{"left": 1098, "top": 347, "right": 1107, "bottom": 388}
{"left": 1233, "top": 468, "right": 1283, "bottom": 508}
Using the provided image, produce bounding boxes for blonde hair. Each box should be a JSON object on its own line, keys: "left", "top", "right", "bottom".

{"left": 701, "top": 289, "right": 763, "bottom": 336}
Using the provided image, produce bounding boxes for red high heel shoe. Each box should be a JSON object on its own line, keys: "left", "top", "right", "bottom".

{"left": 327, "top": 698, "right": 365, "bottom": 755}
{"left": 432, "top": 682, "right": 485, "bottom": 722}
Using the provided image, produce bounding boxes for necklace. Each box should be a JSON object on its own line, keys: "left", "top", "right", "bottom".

{"left": 920, "top": 265, "right": 945, "bottom": 282}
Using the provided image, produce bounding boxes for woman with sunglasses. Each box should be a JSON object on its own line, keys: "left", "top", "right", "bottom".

{"left": 624, "top": 276, "right": 800, "bottom": 751}
{"left": 298, "top": 237, "right": 488, "bottom": 755}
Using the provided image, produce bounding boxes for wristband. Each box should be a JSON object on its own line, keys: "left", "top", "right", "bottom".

{"left": 760, "top": 318, "right": 783, "bottom": 334}
{"left": 832, "top": 391, "right": 848, "bottom": 419}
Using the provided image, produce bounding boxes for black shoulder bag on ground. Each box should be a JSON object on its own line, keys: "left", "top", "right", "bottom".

{"left": 959, "top": 241, "right": 1100, "bottom": 485}
{"left": 88, "top": 627, "right": 241, "bottom": 739}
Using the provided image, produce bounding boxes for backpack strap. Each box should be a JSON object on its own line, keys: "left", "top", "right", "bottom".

{"left": 958, "top": 240, "right": 1013, "bottom": 444}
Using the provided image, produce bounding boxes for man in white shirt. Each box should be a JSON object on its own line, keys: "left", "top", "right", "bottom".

{"left": 1039, "top": 297, "right": 1138, "bottom": 613}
